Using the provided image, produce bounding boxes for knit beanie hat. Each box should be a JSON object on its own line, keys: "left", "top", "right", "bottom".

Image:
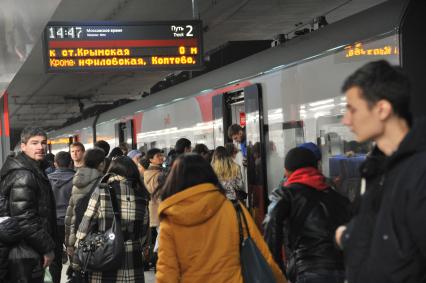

{"left": 298, "top": 142, "right": 322, "bottom": 161}
{"left": 127, "top": 149, "right": 142, "bottom": 159}
{"left": 285, "top": 147, "right": 318, "bottom": 171}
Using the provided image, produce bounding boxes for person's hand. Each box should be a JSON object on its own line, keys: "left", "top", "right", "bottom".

{"left": 335, "top": 225, "right": 347, "bottom": 249}
{"left": 66, "top": 246, "right": 74, "bottom": 257}
{"left": 43, "top": 251, "right": 55, "bottom": 268}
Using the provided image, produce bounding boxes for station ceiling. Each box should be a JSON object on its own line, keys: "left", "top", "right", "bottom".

{"left": 1, "top": 0, "right": 386, "bottom": 131}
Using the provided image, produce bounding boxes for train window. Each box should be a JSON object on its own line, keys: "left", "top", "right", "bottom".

{"left": 96, "top": 120, "right": 119, "bottom": 148}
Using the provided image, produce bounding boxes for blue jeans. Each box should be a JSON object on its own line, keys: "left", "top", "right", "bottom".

{"left": 295, "top": 270, "right": 345, "bottom": 283}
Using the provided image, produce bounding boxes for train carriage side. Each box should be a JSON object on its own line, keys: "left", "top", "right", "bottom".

{"left": 47, "top": 0, "right": 417, "bottom": 225}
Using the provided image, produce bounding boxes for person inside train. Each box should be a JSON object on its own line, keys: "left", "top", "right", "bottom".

{"left": 335, "top": 60, "right": 426, "bottom": 283}
{"left": 76, "top": 156, "right": 150, "bottom": 282}
{"left": 228, "top": 124, "right": 247, "bottom": 165}
{"left": 70, "top": 142, "right": 85, "bottom": 170}
{"left": 264, "top": 146, "right": 351, "bottom": 283}
{"left": 154, "top": 153, "right": 286, "bottom": 283}
{"left": 47, "top": 151, "right": 75, "bottom": 283}
{"left": 211, "top": 146, "right": 245, "bottom": 201}
{"left": 143, "top": 148, "right": 165, "bottom": 271}
{"left": 64, "top": 148, "right": 105, "bottom": 276}
{"left": 192, "top": 143, "right": 211, "bottom": 162}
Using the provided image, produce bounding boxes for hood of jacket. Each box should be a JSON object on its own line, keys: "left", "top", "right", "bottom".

{"left": 158, "top": 183, "right": 226, "bottom": 226}
{"left": 284, "top": 167, "right": 329, "bottom": 191}
{"left": 48, "top": 168, "right": 75, "bottom": 188}
{"left": 386, "top": 116, "right": 426, "bottom": 169}
{"left": 72, "top": 167, "right": 102, "bottom": 188}
{"left": 0, "top": 152, "right": 47, "bottom": 182}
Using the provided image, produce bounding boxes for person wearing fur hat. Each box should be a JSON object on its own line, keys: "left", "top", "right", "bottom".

{"left": 264, "top": 147, "right": 351, "bottom": 283}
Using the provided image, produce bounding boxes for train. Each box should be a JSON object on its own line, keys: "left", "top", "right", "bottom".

{"left": 47, "top": 0, "right": 424, "bottom": 226}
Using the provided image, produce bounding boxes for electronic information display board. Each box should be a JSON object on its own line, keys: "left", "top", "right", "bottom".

{"left": 44, "top": 21, "right": 203, "bottom": 72}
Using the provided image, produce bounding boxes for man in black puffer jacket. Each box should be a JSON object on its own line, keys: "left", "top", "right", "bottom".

{"left": 0, "top": 126, "right": 57, "bottom": 282}
{"left": 264, "top": 147, "right": 351, "bottom": 283}
{"left": 335, "top": 61, "right": 426, "bottom": 283}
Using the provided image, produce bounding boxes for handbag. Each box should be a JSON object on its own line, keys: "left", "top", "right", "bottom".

{"left": 233, "top": 201, "right": 277, "bottom": 283}
{"left": 76, "top": 176, "right": 125, "bottom": 273}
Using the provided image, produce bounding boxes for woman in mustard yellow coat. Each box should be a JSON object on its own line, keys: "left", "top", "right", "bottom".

{"left": 155, "top": 153, "right": 287, "bottom": 283}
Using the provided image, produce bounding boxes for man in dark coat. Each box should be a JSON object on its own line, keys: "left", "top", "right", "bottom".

{"left": 335, "top": 60, "right": 426, "bottom": 283}
{"left": 0, "top": 126, "right": 57, "bottom": 282}
{"left": 264, "top": 147, "right": 351, "bottom": 283}
{"left": 48, "top": 151, "right": 75, "bottom": 283}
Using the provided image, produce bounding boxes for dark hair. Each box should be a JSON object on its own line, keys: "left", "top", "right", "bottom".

{"left": 342, "top": 60, "right": 412, "bottom": 124}
{"left": 147, "top": 148, "right": 163, "bottom": 161}
{"left": 70, "top": 142, "right": 85, "bottom": 152}
{"left": 94, "top": 140, "right": 110, "bottom": 156}
{"left": 119, "top": 142, "right": 129, "bottom": 154}
{"left": 55, "top": 151, "right": 72, "bottom": 168}
{"left": 285, "top": 147, "right": 318, "bottom": 172}
{"left": 227, "top": 124, "right": 242, "bottom": 139}
{"left": 225, "top": 143, "right": 238, "bottom": 156}
{"left": 193, "top": 143, "right": 209, "bottom": 155}
{"left": 107, "top": 156, "right": 145, "bottom": 191}
{"left": 175, "top": 138, "right": 191, "bottom": 154}
{"left": 83, "top": 148, "right": 105, "bottom": 169}
{"left": 20, "top": 126, "right": 47, "bottom": 144}
{"left": 108, "top": 147, "right": 124, "bottom": 159}
{"left": 168, "top": 149, "right": 176, "bottom": 157}
{"left": 155, "top": 153, "right": 225, "bottom": 201}
{"left": 212, "top": 146, "right": 228, "bottom": 160}
{"left": 45, "top": 153, "right": 55, "bottom": 163}
{"left": 140, "top": 157, "right": 151, "bottom": 169}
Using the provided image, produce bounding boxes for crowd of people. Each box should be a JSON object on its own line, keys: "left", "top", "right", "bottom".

{"left": 0, "top": 59, "right": 425, "bottom": 283}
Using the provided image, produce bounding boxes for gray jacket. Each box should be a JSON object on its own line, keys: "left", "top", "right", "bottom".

{"left": 64, "top": 167, "right": 102, "bottom": 247}
{"left": 48, "top": 168, "right": 75, "bottom": 225}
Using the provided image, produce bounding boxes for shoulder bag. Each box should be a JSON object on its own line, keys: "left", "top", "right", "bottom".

{"left": 76, "top": 175, "right": 125, "bottom": 273}
{"left": 233, "top": 201, "right": 277, "bottom": 283}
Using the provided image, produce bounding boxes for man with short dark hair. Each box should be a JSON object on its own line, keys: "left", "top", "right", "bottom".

{"left": 335, "top": 60, "right": 426, "bottom": 283}
{"left": 94, "top": 140, "right": 110, "bottom": 156}
{"left": 94, "top": 140, "right": 111, "bottom": 174}
{"left": 174, "top": 138, "right": 192, "bottom": 155}
{"left": 70, "top": 142, "right": 85, "bottom": 169}
{"left": 0, "top": 126, "right": 57, "bottom": 282}
{"left": 264, "top": 147, "right": 350, "bottom": 283}
{"left": 48, "top": 151, "right": 75, "bottom": 283}
{"left": 228, "top": 124, "right": 247, "bottom": 157}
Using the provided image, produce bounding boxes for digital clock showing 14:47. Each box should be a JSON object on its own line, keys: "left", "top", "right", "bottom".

{"left": 48, "top": 26, "right": 83, "bottom": 39}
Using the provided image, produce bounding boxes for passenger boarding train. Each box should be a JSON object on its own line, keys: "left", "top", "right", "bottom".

{"left": 47, "top": 0, "right": 424, "bottom": 226}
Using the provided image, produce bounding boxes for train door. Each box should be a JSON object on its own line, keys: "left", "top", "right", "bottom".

{"left": 115, "top": 120, "right": 136, "bottom": 149}
{"left": 212, "top": 84, "right": 268, "bottom": 228}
